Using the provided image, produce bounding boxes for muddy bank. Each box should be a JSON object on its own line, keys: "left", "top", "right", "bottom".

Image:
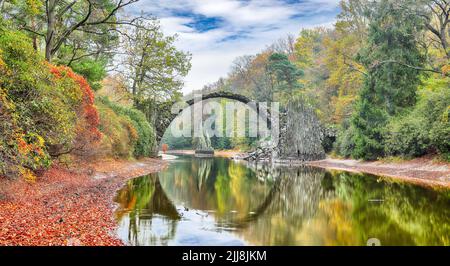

{"left": 0, "top": 158, "right": 167, "bottom": 246}
{"left": 307, "top": 157, "right": 450, "bottom": 189}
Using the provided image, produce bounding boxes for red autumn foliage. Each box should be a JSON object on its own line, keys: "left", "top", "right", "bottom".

{"left": 48, "top": 65, "right": 101, "bottom": 154}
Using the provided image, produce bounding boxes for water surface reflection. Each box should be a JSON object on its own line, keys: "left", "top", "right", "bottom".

{"left": 115, "top": 155, "right": 450, "bottom": 246}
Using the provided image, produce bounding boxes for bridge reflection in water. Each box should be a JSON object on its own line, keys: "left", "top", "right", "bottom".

{"left": 114, "top": 155, "right": 450, "bottom": 246}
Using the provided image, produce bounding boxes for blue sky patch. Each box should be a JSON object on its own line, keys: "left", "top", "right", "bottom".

{"left": 184, "top": 15, "right": 224, "bottom": 33}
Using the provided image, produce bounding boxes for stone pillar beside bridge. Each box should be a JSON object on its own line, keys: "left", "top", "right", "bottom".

{"left": 193, "top": 127, "right": 214, "bottom": 157}
{"left": 274, "top": 99, "right": 326, "bottom": 163}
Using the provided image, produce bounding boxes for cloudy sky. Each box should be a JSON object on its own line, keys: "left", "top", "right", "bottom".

{"left": 128, "top": 0, "right": 341, "bottom": 94}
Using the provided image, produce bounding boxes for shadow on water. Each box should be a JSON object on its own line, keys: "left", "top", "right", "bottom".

{"left": 114, "top": 155, "right": 450, "bottom": 246}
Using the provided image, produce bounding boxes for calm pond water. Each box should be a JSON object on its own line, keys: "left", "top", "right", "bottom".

{"left": 114, "top": 155, "right": 450, "bottom": 246}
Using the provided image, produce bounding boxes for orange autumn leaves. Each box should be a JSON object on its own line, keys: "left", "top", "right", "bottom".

{"left": 1, "top": 63, "right": 101, "bottom": 181}
{"left": 0, "top": 27, "right": 102, "bottom": 181}
{"left": 0, "top": 85, "right": 50, "bottom": 181}
{"left": 49, "top": 65, "right": 101, "bottom": 154}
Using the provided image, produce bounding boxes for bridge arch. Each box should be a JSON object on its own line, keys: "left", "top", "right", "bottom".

{"left": 156, "top": 91, "right": 272, "bottom": 142}
{"left": 155, "top": 91, "right": 326, "bottom": 161}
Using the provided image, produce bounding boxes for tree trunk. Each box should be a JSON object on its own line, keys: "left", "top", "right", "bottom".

{"left": 45, "top": 0, "right": 56, "bottom": 62}
{"left": 131, "top": 48, "right": 147, "bottom": 106}
{"left": 31, "top": 17, "right": 38, "bottom": 51}
{"left": 32, "top": 36, "right": 38, "bottom": 51}
{"left": 440, "top": 27, "right": 449, "bottom": 59}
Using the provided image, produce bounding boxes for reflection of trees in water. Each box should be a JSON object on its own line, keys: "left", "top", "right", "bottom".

{"left": 158, "top": 158, "right": 218, "bottom": 210}
{"left": 237, "top": 166, "right": 450, "bottom": 246}
{"left": 232, "top": 165, "right": 331, "bottom": 245}
{"left": 233, "top": 165, "right": 327, "bottom": 227}
{"left": 159, "top": 158, "right": 272, "bottom": 219}
{"left": 115, "top": 175, "right": 180, "bottom": 245}
{"left": 158, "top": 158, "right": 330, "bottom": 241}
{"left": 115, "top": 157, "right": 450, "bottom": 246}
{"left": 329, "top": 172, "right": 450, "bottom": 245}
{"left": 191, "top": 158, "right": 213, "bottom": 191}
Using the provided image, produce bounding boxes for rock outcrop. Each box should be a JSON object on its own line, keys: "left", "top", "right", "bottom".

{"left": 276, "top": 99, "right": 325, "bottom": 161}
{"left": 244, "top": 98, "right": 326, "bottom": 163}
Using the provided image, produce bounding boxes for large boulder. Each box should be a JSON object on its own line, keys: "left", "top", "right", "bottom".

{"left": 276, "top": 98, "right": 326, "bottom": 161}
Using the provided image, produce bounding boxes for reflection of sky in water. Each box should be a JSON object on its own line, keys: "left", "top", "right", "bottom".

{"left": 117, "top": 208, "right": 246, "bottom": 246}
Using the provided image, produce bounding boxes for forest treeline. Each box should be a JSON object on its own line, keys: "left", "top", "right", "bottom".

{"left": 0, "top": 0, "right": 449, "bottom": 182}
{"left": 170, "top": 0, "right": 449, "bottom": 161}
{"left": 0, "top": 0, "right": 191, "bottom": 180}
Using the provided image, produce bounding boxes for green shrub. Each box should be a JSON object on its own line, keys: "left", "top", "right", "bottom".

{"left": 384, "top": 114, "right": 428, "bottom": 157}
{"left": 96, "top": 101, "right": 137, "bottom": 158}
{"left": 334, "top": 121, "right": 356, "bottom": 158}
{"left": 69, "top": 58, "right": 107, "bottom": 91}
{"left": 0, "top": 27, "right": 84, "bottom": 178}
{"left": 0, "top": 88, "right": 51, "bottom": 180}
{"left": 384, "top": 77, "right": 450, "bottom": 160}
{"left": 96, "top": 96, "right": 155, "bottom": 157}
{"left": 0, "top": 27, "right": 82, "bottom": 148}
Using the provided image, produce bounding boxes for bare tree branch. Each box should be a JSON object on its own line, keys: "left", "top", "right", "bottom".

{"left": 20, "top": 26, "right": 45, "bottom": 37}
{"left": 371, "top": 60, "right": 448, "bottom": 75}
{"left": 51, "top": 0, "right": 93, "bottom": 56}
{"left": 86, "top": 0, "right": 138, "bottom": 26}
{"left": 57, "top": 0, "right": 77, "bottom": 18}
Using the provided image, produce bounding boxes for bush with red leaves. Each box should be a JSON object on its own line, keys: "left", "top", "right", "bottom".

{"left": 49, "top": 65, "right": 102, "bottom": 156}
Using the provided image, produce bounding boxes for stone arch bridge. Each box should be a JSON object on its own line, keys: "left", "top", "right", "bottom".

{"left": 155, "top": 91, "right": 325, "bottom": 161}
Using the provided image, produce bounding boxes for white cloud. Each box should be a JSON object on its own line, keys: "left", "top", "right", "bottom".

{"left": 127, "top": 0, "right": 340, "bottom": 94}
{"left": 159, "top": 17, "right": 195, "bottom": 35}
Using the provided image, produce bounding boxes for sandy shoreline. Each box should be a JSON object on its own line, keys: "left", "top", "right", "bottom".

{"left": 307, "top": 157, "right": 450, "bottom": 189}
